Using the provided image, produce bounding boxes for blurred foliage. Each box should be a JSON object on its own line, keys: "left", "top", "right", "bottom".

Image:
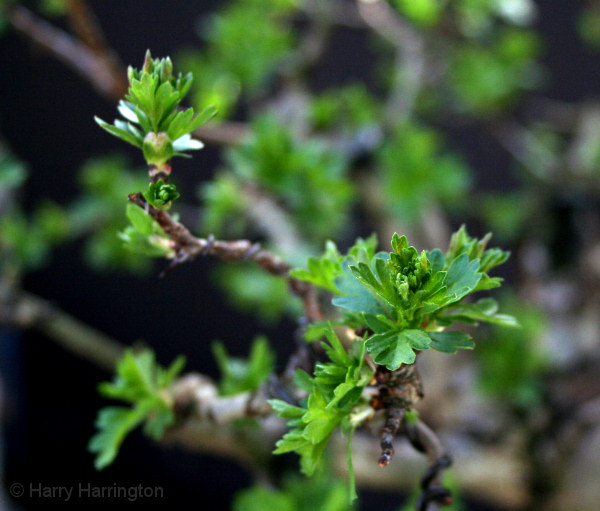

{"left": 217, "top": 115, "right": 354, "bottom": 242}
{"left": 480, "top": 192, "right": 535, "bottom": 241}
{"left": 0, "top": 145, "right": 69, "bottom": 273}
{"left": 377, "top": 123, "right": 471, "bottom": 225}
{"left": 200, "top": 171, "right": 249, "bottom": 237}
{"left": 449, "top": 28, "right": 541, "bottom": 114}
{"left": 212, "top": 335, "right": 275, "bottom": 396}
{"left": 393, "top": 0, "right": 443, "bottom": 28}
{"left": 38, "top": 0, "right": 66, "bottom": 16}
{"left": 233, "top": 472, "right": 352, "bottom": 511}
{"left": 476, "top": 294, "right": 548, "bottom": 409}
{"left": 310, "top": 84, "right": 381, "bottom": 133}
{"left": 69, "top": 156, "right": 154, "bottom": 273}
{"left": 577, "top": 5, "right": 600, "bottom": 50}
{"left": 212, "top": 264, "right": 302, "bottom": 324}
{"left": 179, "top": 0, "right": 297, "bottom": 119}
{"left": 0, "top": 144, "right": 27, "bottom": 190}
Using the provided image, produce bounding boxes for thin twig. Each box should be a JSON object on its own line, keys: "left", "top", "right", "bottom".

{"left": 0, "top": 289, "right": 123, "bottom": 372}
{"left": 194, "top": 120, "right": 249, "bottom": 146}
{"left": 280, "top": 3, "right": 332, "bottom": 81}
{"left": 127, "top": 193, "right": 323, "bottom": 322}
{"left": 412, "top": 420, "right": 453, "bottom": 511}
{"left": 64, "top": 0, "right": 125, "bottom": 91}
{"left": 356, "top": 0, "right": 425, "bottom": 122}
{"left": 8, "top": 4, "right": 127, "bottom": 99}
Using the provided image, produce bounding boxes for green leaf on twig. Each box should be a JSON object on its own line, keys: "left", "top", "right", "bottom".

{"left": 89, "top": 349, "right": 185, "bottom": 470}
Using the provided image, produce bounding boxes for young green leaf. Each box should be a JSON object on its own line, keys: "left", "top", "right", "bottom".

{"left": 212, "top": 336, "right": 275, "bottom": 395}
{"left": 428, "top": 331, "right": 475, "bottom": 354}
{"left": 365, "top": 329, "right": 431, "bottom": 369}
{"left": 89, "top": 349, "right": 185, "bottom": 470}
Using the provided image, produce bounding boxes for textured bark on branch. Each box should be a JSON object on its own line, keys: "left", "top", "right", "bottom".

{"left": 127, "top": 192, "right": 323, "bottom": 323}
{"left": 164, "top": 372, "right": 530, "bottom": 508}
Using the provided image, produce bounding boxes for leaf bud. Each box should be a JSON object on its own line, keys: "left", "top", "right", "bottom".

{"left": 143, "top": 132, "right": 174, "bottom": 168}
{"left": 160, "top": 58, "right": 173, "bottom": 82}
{"left": 142, "top": 49, "right": 153, "bottom": 74}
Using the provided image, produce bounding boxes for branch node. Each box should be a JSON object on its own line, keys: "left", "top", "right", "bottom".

{"left": 201, "top": 234, "right": 215, "bottom": 256}
{"left": 416, "top": 486, "right": 453, "bottom": 511}
{"left": 421, "top": 453, "right": 453, "bottom": 490}
{"left": 242, "top": 242, "right": 262, "bottom": 261}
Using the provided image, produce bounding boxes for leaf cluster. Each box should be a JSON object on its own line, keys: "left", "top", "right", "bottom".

{"left": 270, "top": 326, "right": 373, "bottom": 495}
{"left": 69, "top": 156, "right": 154, "bottom": 273}
{"left": 202, "top": 115, "right": 354, "bottom": 242}
{"left": 95, "top": 50, "right": 215, "bottom": 166}
{"left": 143, "top": 179, "right": 180, "bottom": 210}
{"left": 294, "top": 227, "right": 516, "bottom": 370}
{"left": 89, "top": 349, "right": 185, "bottom": 470}
{"left": 212, "top": 336, "right": 275, "bottom": 396}
{"left": 234, "top": 472, "right": 351, "bottom": 511}
{"left": 118, "top": 204, "right": 175, "bottom": 258}
{"left": 377, "top": 123, "right": 471, "bottom": 226}
{"left": 178, "top": 0, "right": 297, "bottom": 118}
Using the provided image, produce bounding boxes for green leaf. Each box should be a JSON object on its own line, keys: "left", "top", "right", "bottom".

{"left": 290, "top": 241, "right": 343, "bottom": 293}
{"left": 333, "top": 261, "right": 386, "bottom": 315}
{"left": 443, "top": 253, "right": 482, "bottom": 302}
{"left": 143, "top": 180, "right": 180, "bottom": 210}
{"left": 212, "top": 336, "right": 275, "bottom": 395}
{"left": 90, "top": 349, "right": 185, "bottom": 469}
{"left": 88, "top": 406, "right": 148, "bottom": 470}
{"left": 119, "top": 204, "right": 174, "bottom": 258}
{"left": 443, "top": 298, "right": 519, "bottom": 327}
{"left": 166, "top": 108, "right": 194, "bottom": 140}
{"left": 98, "top": 350, "right": 157, "bottom": 402}
{"left": 365, "top": 329, "right": 431, "bottom": 370}
{"left": 94, "top": 117, "right": 143, "bottom": 148}
{"left": 428, "top": 331, "right": 474, "bottom": 354}
{"left": 428, "top": 249, "right": 445, "bottom": 273}
{"left": 268, "top": 399, "right": 305, "bottom": 419}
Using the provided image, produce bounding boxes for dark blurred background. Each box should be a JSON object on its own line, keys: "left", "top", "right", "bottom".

{"left": 1, "top": 1, "right": 599, "bottom": 510}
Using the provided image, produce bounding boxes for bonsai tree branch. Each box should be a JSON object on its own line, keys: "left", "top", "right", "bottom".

{"left": 8, "top": 4, "right": 128, "bottom": 99}
{"left": 0, "top": 287, "right": 123, "bottom": 372}
{"left": 127, "top": 192, "right": 323, "bottom": 323}
{"left": 164, "top": 371, "right": 529, "bottom": 508}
